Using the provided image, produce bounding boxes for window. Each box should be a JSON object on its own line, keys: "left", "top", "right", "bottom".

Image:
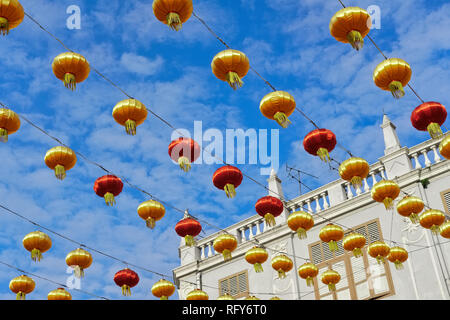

{"left": 218, "top": 270, "right": 249, "bottom": 299}
{"left": 441, "top": 189, "right": 450, "bottom": 214}
{"left": 309, "top": 218, "right": 395, "bottom": 300}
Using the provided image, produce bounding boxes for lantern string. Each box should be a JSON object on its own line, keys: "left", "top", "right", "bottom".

{"left": 336, "top": 1, "right": 426, "bottom": 104}
{"left": 0, "top": 260, "right": 109, "bottom": 300}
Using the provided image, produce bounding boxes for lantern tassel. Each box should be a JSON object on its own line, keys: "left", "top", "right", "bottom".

{"left": 409, "top": 213, "right": 419, "bottom": 224}
{"left": 125, "top": 119, "right": 137, "bottom": 136}
{"left": 277, "top": 270, "right": 286, "bottom": 279}
{"left": 185, "top": 235, "right": 195, "bottom": 247}
{"left": 388, "top": 80, "right": 405, "bottom": 99}
{"left": 306, "top": 276, "right": 314, "bottom": 287}
{"left": 376, "top": 256, "right": 385, "bottom": 264}
{"left": 0, "top": 128, "right": 8, "bottom": 142}
{"left": 296, "top": 228, "right": 307, "bottom": 240}
{"left": 73, "top": 266, "right": 84, "bottom": 278}
{"left": 160, "top": 296, "right": 168, "bottom": 300}
{"left": 427, "top": 122, "right": 443, "bottom": 140}
{"left": 146, "top": 217, "right": 156, "bottom": 229}
{"left": 64, "top": 73, "right": 77, "bottom": 91}
{"left": 328, "top": 283, "right": 336, "bottom": 292}
{"left": 166, "top": 12, "right": 182, "bottom": 31}
{"left": 317, "top": 148, "right": 330, "bottom": 162}
{"left": 226, "top": 72, "right": 244, "bottom": 90}
{"left": 346, "top": 30, "right": 364, "bottom": 51}
{"left": 350, "top": 176, "right": 363, "bottom": 189}
{"left": 383, "top": 197, "right": 394, "bottom": 211}
{"left": 178, "top": 156, "right": 191, "bottom": 172}
{"left": 273, "top": 112, "right": 292, "bottom": 128}
{"left": 224, "top": 184, "right": 236, "bottom": 198}
{"left": 254, "top": 263, "right": 263, "bottom": 273}
{"left": 352, "top": 248, "right": 363, "bottom": 258}
{"left": 394, "top": 261, "right": 404, "bottom": 270}
{"left": 54, "top": 164, "right": 66, "bottom": 180}
{"left": 122, "top": 285, "right": 131, "bottom": 296}
{"left": 431, "top": 225, "right": 441, "bottom": 236}
{"left": 264, "top": 213, "right": 276, "bottom": 227}
{"left": 222, "top": 249, "right": 232, "bottom": 261}
{"left": 16, "top": 292, "right": 25, "bottom": 300}
{"left": 328, "top": 240, "right": 338, "bottom": 252}
{"left": 104, "top": 192, "right": 116, "bottom": 206}
{"left": 0, "top": 17, "right": 9, "bottom": 36}
{"left": 31, "top": 249, "right": 42, "bottom": 262}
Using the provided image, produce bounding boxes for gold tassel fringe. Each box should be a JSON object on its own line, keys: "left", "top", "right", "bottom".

{"left": 383, "top": 197, "right": 394, "bottom": 211}
{"left": 226, "top": 72, "right": 244, "bottom": 90}
{"left": 146, "top": 217, "right": 156, "bottom": 229}
{"left": 376, "top": 256, "right": 385, "bottom": 264}
{"left": 264, "top": 213, "right": 276, "bottom": 227}
{"left": 73, "top": 266, "right": 84, "bottom": 278}
{"left": 394, "top": 261, "right": 404, "bottom": 270}
{"left": 254, "top": 263, "right": 263, "bottom": 273}
{"left": 104, "top": 192, "right": 116, "bottom": 206}
{"left": 352, "top": 248, "right": 363, "bottom": 258}
{"left": 121, "top": 285, "right": 131, "bottom": 296}
{"left": 296, "top": 228, "right": 307, "bottom": 240}
{"left": 306, "top": 276, "right": 314, "bottom": 287}
{"left": 224, "top": 183, "right": 236, "bottom": 198}
{"left": 328, "top": 283, "right": 336, "bottom": 292}
{"left": 178, "top": 156, "right": 191, "bottom": 172}
{"left": 273, "top": 112, "right": 292, "bottom": 128}
{"left": 125, "top": 119, "right": 137, "bottom": 136}
{"left": 31, "top": 249, "right": 42, "bottom": 262}
{"left": 0, "top": 17, "right": 9, "bottom": 36}
{"left": 64, "top": 73, "right": 77, "bottom": 91}
{"left": 166, "top": 12, "right": 182, "bottom": 31}
{"left": 427, "top": 122, "right": 443, "bottom": 140}
{"left": 185, "top": 235, "right": 195, "bottom": 247}
{"left": 346, "top": 30, "right": 364, "bottom": 51}
{"left": 277, "top": 270, "right": 286, "bottom": 279}
{"left": 0, "top": 128, "right": 8, "bottom": 142}
{"left": 54, "top": 164, "right": 66, "bottom": 180}
{"left": 222, "top": 249, "right": 232, "bottom": 261}
{"left": 16, "top": 292, "right": 25, "bottom": 300}
{"left": 431, "top": 225, "right": 441, "bottom": 235}
{"left": 328, "top": 240, "right": 338, "bottom": 252}
{"left": 409, "top": 213, "right": 419, "bottom": 224}
{"left": 388, "top": 80, "right": 405, "bottom": 99}
{"left": 350, "top": 176, "right": 363, "bottom": 189}
{"left": 317, "top": 147, "right": 330, "bottom": 162}
{"left": 160, "top": 296, "right": 168, "bottom": 300}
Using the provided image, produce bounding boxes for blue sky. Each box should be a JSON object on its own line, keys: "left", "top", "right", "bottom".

{"left": 0, "top": 0, "right": 449, "bottom": 300}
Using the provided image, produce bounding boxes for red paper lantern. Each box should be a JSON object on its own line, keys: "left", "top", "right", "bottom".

{"left": 114, "top": 268, "right": 139, "bottom": 296}
{"left": 303, "top": 129, "right": 337, "bottom": 162}
{"left": 411, "top": 102, "right": 447, "bottom": 139}
{"left": 255, "top": 196, "right": 284, "bottom": 227}
{"left": 168, "top": 137, "right": 201, "bottom": 172}
{"left": 175, "top": 217, "right": 202, "bottom": 246}
{"left": 94, "top": 175, "right": 124, "bottom": 206}
{"left": 212, "top": 165, "right": 243, "bottom": 198}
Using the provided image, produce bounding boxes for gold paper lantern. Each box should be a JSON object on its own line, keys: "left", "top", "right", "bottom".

{"left": 439, "top": 134, "right": 450, "bottom": 160}
{"left": 44, "top": 146, "right": 77, "bottom": 180}
{"left": 22, "top": 231, "right": 52, "bottom": 262}
{"left": 271, "top": 254, "right": 293, "bottom": 279}
{"left": 419, "top": 209, "right": 446, "bottom": 235}
{"left": 371, "top": 180, "right": 400, "bottom": 211}
{"left": 186, "top": 289, "right": 209, "bottom": 300}
{"left": 151, "top": 279, "right": 175, "bottom": 300}
{"left": 368, "top": 241, "right": 390, "bottom": 264}
{"left": 0, "top": 108, "right": 20, "bottom": 142}
{"left": 152, "top": 0, "right": 193, "bottom": 31}
{"left": 321, "top": 270, "right": 341, "bottom": 292}
{"left": 48, "top": 288, "right": 72, "bottom": 300}
{"left": 9, "top": 275, "right": 35, "bottom": 300}
{"left": 373, "top": 58, "right": 412, "bottom": 99}
{"left": 211, "top": 49, "right": 250, "bottom": 90}
{"left": 339, "top": 157, "right": 370, "bottom": 189}
{"left": 329, "top": 7, "right": 371, "bottom": 51}
{"left": 137, "top": 200, "right": 165, "bottom": 229}
{"left": 52, "top": 52, "right": 90, "bottom": 91}
{"left": 396, "top": 196, "right": 424, "bottom": 224}
{"left": 65, "top": 248, "right": 93, "bottom": 278}
{"left": 0, "top": 0, "right": 24, "bottom": 36}
{"left": 245, "top": 246, "right": 268, "bottom": 273}
{"left": 319, "top": 224, "right": 344, "bottom": 252}
{"left": 342, "top": 232, "right": 366, "bottom": 258}
{"left": 387, "top": 247, "right": 408, "bottom": 270}
{"left": 298, "top": 262, "right": 319, "bottom": 287}
{"left": 287, "top": 211, "right": 314, "bottom": 240}
{"left": 112, "top": 99, "right": 148, "bottom": 136}
{"left": 259, "top": 91, "right": 296, "bottom": 128}
{"left": 217, "top": 293, "right": 235, "bottom": 300}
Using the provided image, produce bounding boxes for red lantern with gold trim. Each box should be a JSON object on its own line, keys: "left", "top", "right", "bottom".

{"left": 175, "top": 216, "right": 202, "bottom": 247}
{"left": 212, "top": 165, "right": 243, "bottom": 198}
{"left": 168, "top": 137, "right": 201, "bottom": 172}
{"left": 303, "top": 129, "right": 337, "bottom": 162}
{"left": 411, "top": 102, "right": 447, "bottom": 140}
{"left": 114, "top": 268, "right": 139, "bottom": 296}
{"left": 255, "top": 196, "right": 284, "bottom": 227}
{"left": 94, "top": 175, "right": 124, "bottom": 206}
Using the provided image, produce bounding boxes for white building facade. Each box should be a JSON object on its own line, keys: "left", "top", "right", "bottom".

{"left": 173, "top": 115, "right": 450, "bottom": 300}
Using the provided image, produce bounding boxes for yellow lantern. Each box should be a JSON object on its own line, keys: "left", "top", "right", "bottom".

{"left": 321, "top": 270, "right": 341, "bottom": 292}
{"left": 371, "top": 180, "right": 400, "bottom": 211}
{"left": 373, "top": 58, "right": 412, "bottom": 99}
{"left": 298, "top": 262, "right": 319, "bottom": 287}
{"left": 213, "top": 234, "right": 237, "bottom": 261}
{"left": 329, "top": 7, "right": 371, "bottom": 51}
{"left": 259, "top": 91, "right": 296, "bottom": 128}
{"left": 387, "top": 247, "right": 408, "bottom": 270}
{"left": 48, "top": 288, "right": 72, "bottom": 300}
{"left": 245, "top": 296, "right": 260, "bottom": 300}
{"left": 287, "top": 211, "right": 314, "bottom": 240}
{"left": 342, "top": 232, "right": 366, "bottom": 258}
{"left": 0, "top": 0, "right": 24, "bottom": 36}
{"left": 211, "top": 49, "right": 250, "bottom": 90}
{"left": 339, "top": 157, "right": 370, "bottom": 189}
{"left": 319, "top": 224, "right": 344, "bottom": 252}
{"left": 44, "top": 146, "right": 77, "bottom": 180}
{"left": 22, "top": 231, "right": 52, "bottom": 262}
{"left": 368, "top": 241, "right": 390, "bottom": 264}
{"left": 152, "top": 0, "right": 193, "bottom": 31}
{"left": 0, "top": 108, "right": 20, "bottom": 142}
{"left": 440, "top": 221, "right": 450, "bottom": 239}
{"left": 396, "top": 196, "right": 424, "bottom": 224}
{"left": 186, "top": 289, "right": 209, "bottom": 300}
{"left": 245, "top": 246, "right": 268, "bottom": 273}
{"left": 65, "top": 248, "right": 93, "bottom": 278}
{"left": 9, "top": 275, "right": 35, "bottom": 300}
{"left": 137, "top": 200, "right": 165, "bottom": 229}
{"left": 112, "top": 99, "right": 148, "bottom": 136}
{"left": 439, "top": 134, "right": 450, "bottom": 160}
{"left": 52, "top": 52, "right": 90, "bottom": 90}
{"left": 217, "top": 293, "right": 235, "bottom": 300}
{"left": 419, "top": 209, "right": 446, "bottom": 235}
{"left": 271, "top": 254, "right": 293, "bottom": 279}
{"left": 151, "top": 279, "right": 175, "bottom": 300}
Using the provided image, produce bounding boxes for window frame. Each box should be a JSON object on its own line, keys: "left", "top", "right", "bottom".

{"left": 218, "top": 270, "right": 249, "bottom": 299}
{"left": 441, "top": 189, "right": 450, "bottom": 214}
